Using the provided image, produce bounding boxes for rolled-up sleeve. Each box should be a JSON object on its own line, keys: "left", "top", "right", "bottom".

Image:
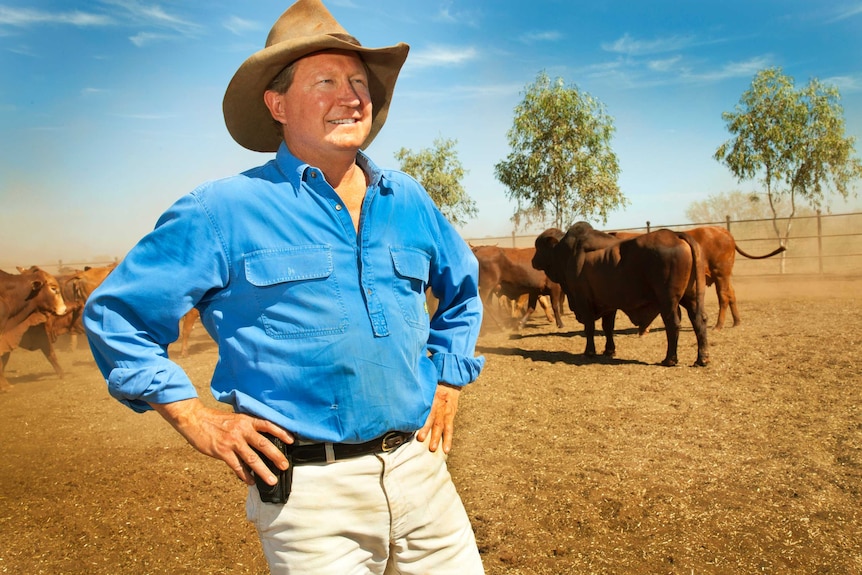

{"left": 83, "top": 191, "right": 229, "bottom": 411}
{"left": 424, "top": 208, "right": 485, "bottom": 386}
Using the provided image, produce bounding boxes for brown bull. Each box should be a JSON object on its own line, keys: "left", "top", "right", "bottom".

{"left": 610, "top": 227, "right": 785, "bottom": 329}
{"left": 533, "top": 222, "right": 709, "bottom": 367}
{"left": 471, "top": 245, "right": 564, "bottom": 330}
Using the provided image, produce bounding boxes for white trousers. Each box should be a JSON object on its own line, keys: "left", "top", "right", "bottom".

{"left": 246, "top": 434, "right": 484, "bottom": 575}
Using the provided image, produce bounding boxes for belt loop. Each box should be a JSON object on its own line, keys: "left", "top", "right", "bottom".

{"left": 324, "top": 443, "right": 336, "bottom": 463}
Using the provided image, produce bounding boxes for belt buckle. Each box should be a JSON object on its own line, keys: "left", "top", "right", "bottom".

{"left": 381, "top": 431, "right": 406, "bottom": 452}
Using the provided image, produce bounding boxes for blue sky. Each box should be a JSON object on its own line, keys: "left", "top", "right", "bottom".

{"left": 2, "top": 0, "right": 861, "bottom": 268}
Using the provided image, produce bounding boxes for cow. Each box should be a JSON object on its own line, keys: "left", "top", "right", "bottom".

{"left": 178, "top": 307, "right": 201, "bottom": 358}
{"left": 610, "top": 227, "right": 785, "bottom": 329}
{"left": 533, "top": 222, "right": 709, "bottom": 367}
{"left": 44, "top": 263, "right": 117, "bottom": 349}
{"left": 471, "top": 245, "right": 565, "bottom": 330}
{"left": 0, "top": 267, "right": 67, "bottom": 391}
{"left": 0, "top": 312, "right": 65, "bottom": 381}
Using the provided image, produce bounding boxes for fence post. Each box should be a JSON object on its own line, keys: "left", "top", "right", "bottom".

{"left": 817, "top": 210, "right": 823, "bottom": 274}
{"left": 646, "top": 221, "right": 651, "bottom": 233}
{"left": 725, "top": 215, "right": 731, "bottom": 231}
{"left": 511, "top": 231, "right": 516, "bottom": 248}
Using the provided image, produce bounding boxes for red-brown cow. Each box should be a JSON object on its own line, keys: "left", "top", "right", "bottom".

{"left": 533, "top": 222, "right": 709, "bottom": 367}
{"left": 471, "top": 245, "right": 565, "bottom": 330}
{"left": 43, "top": 263, "right": 117, "bottom": 349}
{"left": 0, "top": 267, "right": 67, "bottom": 391}
{"left": 178, "top": 307, "right": 201, "bottom": 358}
{"left": 610, "top": 227, "right": 785, "bottom": 329}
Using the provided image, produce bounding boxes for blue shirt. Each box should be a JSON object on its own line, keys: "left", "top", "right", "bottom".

{"left": 84, "top": 144, "right": 485, "bottom": 443}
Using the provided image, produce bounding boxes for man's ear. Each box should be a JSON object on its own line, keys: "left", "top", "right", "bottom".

{"left": 263, "top": 90, "right": 287, "bottom": 124}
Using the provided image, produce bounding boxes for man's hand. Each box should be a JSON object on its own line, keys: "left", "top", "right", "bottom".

{"left": 149, "top": 398, "right": 293, "bottom": 486}
{"left": 417, "top": 383, "right": 462, "bottom": 454}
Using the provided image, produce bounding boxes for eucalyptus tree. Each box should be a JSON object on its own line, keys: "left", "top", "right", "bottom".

{"left": 714, "top": 67, "right": 862, "bottom": 249}
{"left": 494, "top": 71, "right": 626, "bottom": 231}
{"left": 395, "top": 136, "right": 477, "bottom": 227}
{"left": 685, "top": 190, "right": 816, "bottom": 224}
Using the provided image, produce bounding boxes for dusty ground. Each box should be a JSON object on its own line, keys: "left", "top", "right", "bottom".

{"left": 1, "top": 275, "right": 860, "bottom": 574}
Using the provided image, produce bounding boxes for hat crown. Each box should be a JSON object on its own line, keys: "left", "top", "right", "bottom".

{"left": 266, "top": 0, "right": 351, "bottom": 48}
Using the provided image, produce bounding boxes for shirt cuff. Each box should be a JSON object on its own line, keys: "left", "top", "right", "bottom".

{"left": 107, "top": 364, "right": 198, "bottom": 412}
{"left": 431, "top": 352, "right": 486, "bottom": 386}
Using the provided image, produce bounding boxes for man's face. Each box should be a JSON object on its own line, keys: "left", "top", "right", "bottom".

{"left": 275, "top": 50, "right": 372, "bottom": 159}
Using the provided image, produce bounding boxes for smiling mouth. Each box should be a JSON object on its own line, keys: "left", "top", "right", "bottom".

{"left": 329, "top": 119, "right": 357, "bottom": 125}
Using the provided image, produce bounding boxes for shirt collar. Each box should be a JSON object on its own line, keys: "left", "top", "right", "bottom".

{"left": 275, "top": 142, "right": 385, "bottom": 190}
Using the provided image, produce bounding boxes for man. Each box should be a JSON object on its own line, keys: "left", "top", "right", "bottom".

{"left": 83, "top": 1, "right": 486, "bottom": 573}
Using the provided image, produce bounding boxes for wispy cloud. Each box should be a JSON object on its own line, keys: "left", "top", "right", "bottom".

{"left": 434, "top": 3, "right": 481, "bottom": 27}
{"left": 579, "top": 54, "right": 773, "bottom": 90}
{"left": 98, "top": 0, "right": 202, "bottom": 44}
{"left": 683, "top": 55, "right": 772, "bottom": 83}
{"left": 824, "top": 73, "right": 862, "bottom": 93}
{"left": 827, "top": 2, "right": 862, "bottom": 22}
{"left": 519, "top": 30, "right": 562, "bottom": 44}
{"left": 129, "top": 31, "right": 174, "bottom": 47}
{"left": 81, "top": 87, "right": 109, "bottom": 96}
{"left": 223, "top": 15, "right": 259, "bottom": 36}
{"left": 100, "top": 0, "right": 196, "bottom": 30}
{"left": 409, "top": 45, "right": 478, "bottom": 68}
{"left": 0, "top": 6, "right": 114, "bottom": 27}
{"left": 602, "top": 33, "right": 699, "bottom": 56}
{"left": 647, "top": 56, "right": 683, "bottom": 73}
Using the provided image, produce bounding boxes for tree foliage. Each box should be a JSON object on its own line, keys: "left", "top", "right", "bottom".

{"left": 714, "top": 67, "right": 862, "bottom": 244}
{"left": 685, "top": 190, "right": 816, "bottom": 224}
{"left": 494, "top": 71, "right": 626, "bottom": 230}
{"left": 394, "top": 137, "right": 477, "bottom": 227}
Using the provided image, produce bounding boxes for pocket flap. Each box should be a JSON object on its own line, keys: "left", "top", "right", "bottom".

{"left": 245, "top": 247, "right": 333, "bottom": 287}
{"left": 390, "top": 247, "right": 430, "bottom": 282}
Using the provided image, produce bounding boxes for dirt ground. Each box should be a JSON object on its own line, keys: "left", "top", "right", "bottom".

{"left": 1, "top": 275, "right": 860, "bottom": 574}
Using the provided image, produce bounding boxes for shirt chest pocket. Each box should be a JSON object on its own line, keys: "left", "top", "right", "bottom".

{"left": 245, "top": 247, "right": 348, "bottom": 338}
{"left": 390, "top": 247, "right": 431, "bottom": 329}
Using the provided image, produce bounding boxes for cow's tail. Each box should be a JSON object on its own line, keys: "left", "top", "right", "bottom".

{"left": 735, "top": 244, "right": 786, "bottom": 259}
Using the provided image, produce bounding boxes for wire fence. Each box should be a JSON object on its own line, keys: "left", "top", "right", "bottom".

{"left": 464, "top": 211, "right": 862, "bottom": 277}
{"left": 12, "top": 211, "right": 862, "bottom": 278}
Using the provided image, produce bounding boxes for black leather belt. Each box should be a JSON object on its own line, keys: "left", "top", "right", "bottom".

{"left": 288, "top": 430, "right": 414, "bottom": 465}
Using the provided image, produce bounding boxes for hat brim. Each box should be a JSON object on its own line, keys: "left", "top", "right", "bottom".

{"left": 223, "top": 36, "right": 409, "bottom": 153}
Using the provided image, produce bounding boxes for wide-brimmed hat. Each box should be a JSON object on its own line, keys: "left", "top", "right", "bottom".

{"left": 223, "top": 0, "right": 409, "bottom": 152}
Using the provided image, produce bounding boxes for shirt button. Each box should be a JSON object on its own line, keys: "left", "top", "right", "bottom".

{"left": 366, "top": 288, "right": 373, "bottom": 296}
{"left": 335, "top": 204, "right": 343, "bottom": 211}
{"left": 311, "top": 172, "right": 318, "bottom": 178}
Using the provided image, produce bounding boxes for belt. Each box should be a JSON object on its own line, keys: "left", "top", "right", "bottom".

{"left": 287, "top": 430, "right": 414, "bottom": 465}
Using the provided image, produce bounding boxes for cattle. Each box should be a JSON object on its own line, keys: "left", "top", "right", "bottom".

{"left": 533, "top": 222, "right": 709, "bottom": 367}
{"left": 178, "top": 307, "right": 201, "bottom": 358}
{"left": 46, "top": 263, "right": 117, "bottom": 349}
{"left": 1, "top": 264, "right": 116, "bottom": 391}
{"left": 1, "top": 312, "right": 64, "bottom": 381}
{"left": 471, "top": 245, "right": 565, "bottom": 330}
{"left": 610, "top": 227, "right": 785, "bottom": 329}
{"left": 0, "top": 267, "right": 67, "bottom": 391}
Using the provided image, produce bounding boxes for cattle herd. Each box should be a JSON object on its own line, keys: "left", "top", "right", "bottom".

{"left": 0, "top": 263, "right": 115, "bottom": 391}
{"left": 0, "top": 223, "right": 786, "bottom": 391}
{"left": 473, "top": 223, "right": 785, "bottom": 367}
